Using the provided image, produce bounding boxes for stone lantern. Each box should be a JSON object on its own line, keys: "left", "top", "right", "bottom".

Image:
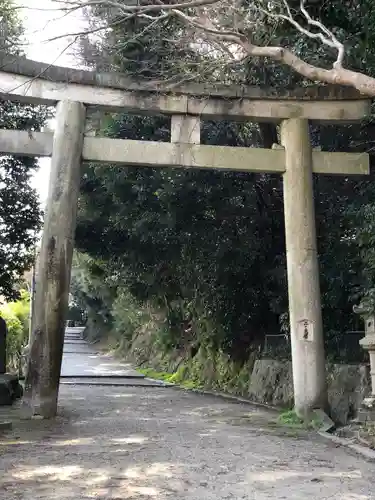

{"left": 353, "top": 299, "right": 375, "bottom": 422}
{"left": 0, "top": 316, "right": 6, "bottom": 374}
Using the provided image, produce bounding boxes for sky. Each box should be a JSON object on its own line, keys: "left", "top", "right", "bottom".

{"left": 14, "top": 0, "right": 86, "bottom": 206}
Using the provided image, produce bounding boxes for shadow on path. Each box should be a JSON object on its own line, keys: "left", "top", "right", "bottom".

{"left": 0, "top": 329, "right": 373, "bottom": 499}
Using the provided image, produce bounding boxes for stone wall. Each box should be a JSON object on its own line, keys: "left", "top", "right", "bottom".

{"left": 248, "top": 360, "right": 294, "bottom": 408}
{"left": 327, "top": 364, "right": 370, "bottom": 424}
{"left": 247, "top": 359, "right": 370, "bottom": 425}
{"left": 121, "top": 329, "right": 370, "bottom": 426}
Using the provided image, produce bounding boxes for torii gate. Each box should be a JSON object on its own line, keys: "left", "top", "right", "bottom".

{"left": 0, "top": 54, "right": 370, "bottom": 418}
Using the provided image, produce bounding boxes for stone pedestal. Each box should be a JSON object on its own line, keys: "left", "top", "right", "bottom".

{"left": 0, "top": 374, "right": 23, "bottom": 405}
{"left": 0, "top": 316, "right": 7, "bottom": 374}
{"left": 354, "top": 308, "right": 375, "bottom": 422}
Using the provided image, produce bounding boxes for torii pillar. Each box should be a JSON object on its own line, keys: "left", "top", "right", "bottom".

{"left": 0, "top": 56, "right": 368, "bottom": 419}
{"left": 23, "top": 101, "right": 85, "bottom": 418}
{"left": 281, "top": 118, "right": 326, "bottom": 417}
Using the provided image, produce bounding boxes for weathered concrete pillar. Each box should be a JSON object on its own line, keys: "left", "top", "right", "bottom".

{"left": 24, "top": 101, "right": 85, "bottom": 418}
{"left": 281, "top": 118, "right": 327, "bottom": 417}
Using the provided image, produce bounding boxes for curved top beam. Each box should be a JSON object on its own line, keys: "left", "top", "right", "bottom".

{"left": 0, "top": 53, "right": 370, "bottom": 121}
{"left": 0, "top": 52, "right": 369, "bottom": 101}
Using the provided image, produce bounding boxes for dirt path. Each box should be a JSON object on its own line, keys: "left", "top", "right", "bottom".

{"left": 0, "top": 384, "right": 374, "bottom": 499}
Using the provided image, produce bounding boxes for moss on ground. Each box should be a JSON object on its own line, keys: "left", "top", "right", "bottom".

{"left": 137, "top": 345, "right": 255, "bottom": 395}
{"left": 137, "top": 367, "right": 204, "bottom": 389}
{"left": 278, "top": 410, "right": 305, "bottom": 427}
{"left": 278, "top": 409, "right": 323, "bottom": 430}
{"left": 137, "top": 368, "right": 173, "bottom": 382}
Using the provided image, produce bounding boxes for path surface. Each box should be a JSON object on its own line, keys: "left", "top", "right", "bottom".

{"left": 0, "top": 331, "right": 374, "bottom": 499}
{"left": 60, "top": 328, "right": 164, "bottom": 386}
{"left": 61, "top": 328, "right": 143, "bottom": 379}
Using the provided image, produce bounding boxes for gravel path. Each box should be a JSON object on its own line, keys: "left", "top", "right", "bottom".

{"left": 61, "top": 329, "right": 143, "bottom": 378}
{"left": 0, "top": 384, "right": 374, "bottom": 499}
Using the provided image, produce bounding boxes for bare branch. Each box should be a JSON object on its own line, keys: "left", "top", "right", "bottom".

{"left": 61, "top": 0, "right": 346, "bottom": 71}
{"left": 164, "top": 4, "right": 375, "bottom": 96}
{"left": 299, "top": 0, "right": 345, "bottom": 67}
{"left": 257, "top": 0, "right": 345, "bottom": 68}
{"left": 61, "top": 0, "right": 221, "bottom": 13}
{"left": 10, "top": 0, "right": 375, "bottom": 96}
{"left": 39, "top": 4, "right": 168, "bottom": 45}
{"left": 171, "top": 8, "right": 245, "bottom": 41}
{"left": 2, "top": 35, "right": 80, "bottom": 95}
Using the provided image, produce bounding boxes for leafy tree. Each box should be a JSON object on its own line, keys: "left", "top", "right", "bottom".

{"left": 71, "top": 0, "right": 375, "bottom": 362}
{"left": 0, "top": 0, "right": 22, "bottom": 53}
{"left": 0, "top": 1, "right": 49, "bottom": 300}
{"left": 58, "top": 0, "right": 375, "bottom": 94}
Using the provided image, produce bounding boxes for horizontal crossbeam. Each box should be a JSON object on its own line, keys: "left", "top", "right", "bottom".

{"left": 0, "top": 53, "right": 368, "bottom": 101}
{"left": 0, "top": 129, "right": 369, "bottom": 175}
{"left": 0, "top": 71, "right": 370, "bottom": 122}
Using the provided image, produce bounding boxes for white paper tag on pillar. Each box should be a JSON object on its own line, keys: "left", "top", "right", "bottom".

{"left": 297, "top": 319, "right": 314, "bottom": 342}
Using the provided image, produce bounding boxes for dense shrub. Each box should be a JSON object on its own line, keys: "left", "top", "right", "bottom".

{"left": 0, "top": 290, "right": 30, "bottom": 370}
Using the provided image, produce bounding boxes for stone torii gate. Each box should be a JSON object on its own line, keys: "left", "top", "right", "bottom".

{"left": 0, "top": 54, "right": 370, "bottom": 418}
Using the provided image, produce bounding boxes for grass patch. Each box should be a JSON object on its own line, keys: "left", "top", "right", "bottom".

{"left": 137, "top": 368, "right": 173, "bottom": 382}
{"left": 278, "top": 410, "right": 305, "bottom": 427}
{"left": 137, "top": 367, "right": 203, "bottom": 390}
{"left": 180, "top": 379, "right": 204, "bottom": 390}
{"left": 278, "top": 409, "right": 321, "bottom": 430}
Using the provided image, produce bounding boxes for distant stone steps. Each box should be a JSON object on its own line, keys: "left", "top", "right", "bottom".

{"left": 60, "top": 377, "right": 166, "bottom": 387}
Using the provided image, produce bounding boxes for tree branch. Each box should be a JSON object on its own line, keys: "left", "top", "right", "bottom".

{"left": 164, "top": 4, "right": 375, "bottom": 96}
{"left": 257, "top": 0, "right": 345, "bottom": 68}
{"left": 13, "top": 0, "right": 375, "bottom": 96}
{"left": 61, "top": 0, "right": 221, "bottom": 14}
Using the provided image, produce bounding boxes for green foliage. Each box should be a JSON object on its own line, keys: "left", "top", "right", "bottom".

{"left": 69, "top": 253, "right": 117, "bottom": 341}
{"left": 137, "top": 368, "right": 174, "bottom": 382}
{"left": 0, "top": 0, "right": 23, "bottom": 54}
{"left": 71, "top": 0, "right": 375, "bottom": 369}
{"left": 278, "top": 410, "right": 323, "bottom": 430}
{"left": 137, "top": 367, "right": 204, "bottom": 390}
{"left": 0, "top": 290, "right": 30, "bottom": 368}
{"left": 6, "top": 289, "right": 30, "bottom": 335}
{"left": 278, "top": 410, "right": 305, "bottom": 427}
{"left": 67, "top": 304, "right": 85, "bottom": 324}
{"left": 0, "top": 1, "right": 49, "bottom": 300}
{"left": 133, "top": 334, "right": 253, "bottom": 395}
{"left": 112, "top": 289, "right": 153, "bottom": 344}
{"left": 0, "top": 309, "right": 23, "bottom": 363}
{"left": 0, "top": 103, "right": 49, "bottom": 300}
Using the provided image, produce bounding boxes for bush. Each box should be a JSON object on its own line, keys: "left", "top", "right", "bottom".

{"left": 6, "top": 290, "right": 30, "bottom": 337}
{"left": 0, "top": 290, "right": 30, "bottom": 370}
{"left": 67, "top": 304, "right": 85, "bottom": 325}
{"left": 0, "top": 309, "right": 23, "bottom": 371}
{"left": 112, "top": 288, "right": 151, "bottom": 344}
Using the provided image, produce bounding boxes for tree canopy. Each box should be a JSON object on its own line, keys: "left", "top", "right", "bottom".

{"left": 30, "top": 0, "right": 375, "bottom": 96}
{"left": 0, "top": 0, "right": 48, "bottom": 300}
{"left": 68, "top": 0, "right": 375, "bottom": 362}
